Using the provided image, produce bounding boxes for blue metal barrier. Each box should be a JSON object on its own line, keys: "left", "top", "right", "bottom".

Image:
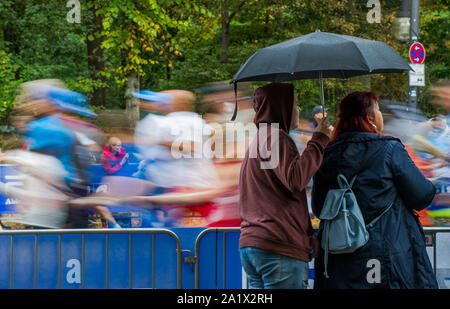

{"left": 2, "top": 164, "right": 447, "bottom": 289}
{"left": 0, "top": 164, "right": 246, "bottom": 289}
{"left": 0, "top": 229, "right": 182, "bottom": 289}
{"left": 192, "top": 228, "right": 241, "bottom": 289}
{"left": 0, "top": 227, "right": 244, "bottom": 289}
{"left": 0, "top": 226, "right": 449, "bottom": 289}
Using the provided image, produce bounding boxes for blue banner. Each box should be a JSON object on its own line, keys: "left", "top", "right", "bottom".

{"left": 0, "top": 163, "right": 140, "bottom": 215}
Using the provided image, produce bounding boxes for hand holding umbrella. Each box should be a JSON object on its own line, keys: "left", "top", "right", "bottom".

{"left": 315, "top": 116, "right": 333, "bottom": 139}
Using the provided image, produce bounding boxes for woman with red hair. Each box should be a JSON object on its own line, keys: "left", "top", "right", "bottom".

{"left": 311, "top": 91, "right": 437, "bottom": 289}
{"left": 328, "top": 91, "right": 382, "bottom": 143}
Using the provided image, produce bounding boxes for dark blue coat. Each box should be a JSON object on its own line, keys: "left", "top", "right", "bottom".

{"left": 312, "top": 132, "right": 438, "bottom": 289}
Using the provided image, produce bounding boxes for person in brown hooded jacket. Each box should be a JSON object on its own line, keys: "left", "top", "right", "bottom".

{"left": 239, "top": 82, "right": 332, "bottom": 289}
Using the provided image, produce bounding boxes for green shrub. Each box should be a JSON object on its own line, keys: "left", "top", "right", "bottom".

{"left": 0, "top": 50, "right": 21, "bottom": 125}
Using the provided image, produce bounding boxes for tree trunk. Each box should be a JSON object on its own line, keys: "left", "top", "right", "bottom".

{"left": 86, "top": 1, "right": 105, "bottom": 107}
{"left": 220, "top": 0, "right": 230, "bottom": 64}
{"left": 125, "top": 71, "right": 140, "bottom": 129}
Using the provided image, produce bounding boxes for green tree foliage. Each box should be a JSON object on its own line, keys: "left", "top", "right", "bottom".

{"left": 0, "top": 0, "right": 448, "bottom": 126}
{"left": 0, "top": 49, "right": 20, "bottom": 124}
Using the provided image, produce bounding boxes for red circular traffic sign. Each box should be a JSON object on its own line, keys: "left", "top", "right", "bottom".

{"left": 409, "top": 42, "right": 426, "bottom": 64}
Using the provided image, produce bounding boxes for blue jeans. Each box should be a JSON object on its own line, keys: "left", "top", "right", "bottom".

{"left": 240, "top": 247, "right": 309, "bottom": 289}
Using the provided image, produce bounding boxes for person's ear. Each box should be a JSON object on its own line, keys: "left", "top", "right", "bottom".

{"left": 366, "top": 114, "right": 378, "bottom": 131}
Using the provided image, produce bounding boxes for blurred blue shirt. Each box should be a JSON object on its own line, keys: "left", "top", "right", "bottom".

{"left": 25, "top": 114, "right": 78, "bottom": 184}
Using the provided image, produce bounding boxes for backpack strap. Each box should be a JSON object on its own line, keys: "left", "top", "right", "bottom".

{"left": 349, "top": 175, "right": 356, "bottom": 187}
{"left": 322, "top": 220, "right": 330, "bottom": 279}
{"left": 337, "top": 174, "right": 357, "bottom": 189}
{"left": 337, "top": 170, "right": 392, "bottom": 229}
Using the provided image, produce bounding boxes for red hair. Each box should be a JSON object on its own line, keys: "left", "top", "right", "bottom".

{"left": 329, "top": 91, "right": 379, "bottom": 143}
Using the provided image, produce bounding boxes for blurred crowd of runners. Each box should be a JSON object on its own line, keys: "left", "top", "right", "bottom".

{"left": 0, "top": 79, "right": 449, "bottom": 229}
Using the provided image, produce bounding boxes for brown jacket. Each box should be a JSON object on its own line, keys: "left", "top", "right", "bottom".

{"left": 239, "top": 83, "right": 329, "bottom": 262}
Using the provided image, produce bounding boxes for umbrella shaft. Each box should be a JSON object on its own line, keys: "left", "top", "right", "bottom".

{"left": 319, "top": 72, "right": 325, "bottom": 113}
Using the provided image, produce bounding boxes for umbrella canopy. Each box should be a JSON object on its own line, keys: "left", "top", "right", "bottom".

{"left": 231, "top": 31, "right": 411, "bottom": 83}
{"left": 229, "top": 31, "right": 411, "bottom": 121}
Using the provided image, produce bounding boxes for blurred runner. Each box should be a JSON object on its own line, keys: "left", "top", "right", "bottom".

{"left": 381, "top": 84, "right": 450, "bottom": 227}
{"left": 0, "top": 150, "right": 71, "bottom": 229}
{"left": 1, "top": 80, "right": 113, "bottom": 228}
{"left": 382, "top": 102, "right": 443, "bottom": 226}
{"left": 133, "top": 89, "right": 219, "bottom": 188}
{"left": 86, "top": 89, "right": 223, "bottom": 227}
{"left": 71, "top": 87, "right": 250, "bottom": 227}
{"left": 196, "top": 84, "right": 252, "bottom": 227}
{"left": 431, "top": 81, "right": 450, "bottom": 120}
{"left": 132, "top": 89, "right": 223, "bottom": 226}
{"left": 426, "top": 82, "right": 450, "bottom": 226}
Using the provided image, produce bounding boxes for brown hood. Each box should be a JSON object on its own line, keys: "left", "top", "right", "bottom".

{"left": 252, "top": 82, "right": 294, "bottom": 132}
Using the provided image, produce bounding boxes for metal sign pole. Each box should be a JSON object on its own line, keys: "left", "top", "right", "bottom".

{"left": 408, "top": 0, "right": 420, "bottom": 110}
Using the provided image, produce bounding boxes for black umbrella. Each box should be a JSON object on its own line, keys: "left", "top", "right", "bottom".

{"left": 230, "top": 31, "right": 412, "bottom": 119}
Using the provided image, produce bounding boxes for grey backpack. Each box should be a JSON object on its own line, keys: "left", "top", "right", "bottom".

{"left": 318, "top": 174, "right": 392, "bottom": 278}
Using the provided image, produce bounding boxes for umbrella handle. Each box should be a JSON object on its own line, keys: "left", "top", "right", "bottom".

{"left": 231, "top": 82, "right": 238, "bottom": 121}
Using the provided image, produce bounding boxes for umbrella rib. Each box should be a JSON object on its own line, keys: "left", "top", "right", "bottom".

{"left": 348, "top": 40, "right": 372, "bottom": 72}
